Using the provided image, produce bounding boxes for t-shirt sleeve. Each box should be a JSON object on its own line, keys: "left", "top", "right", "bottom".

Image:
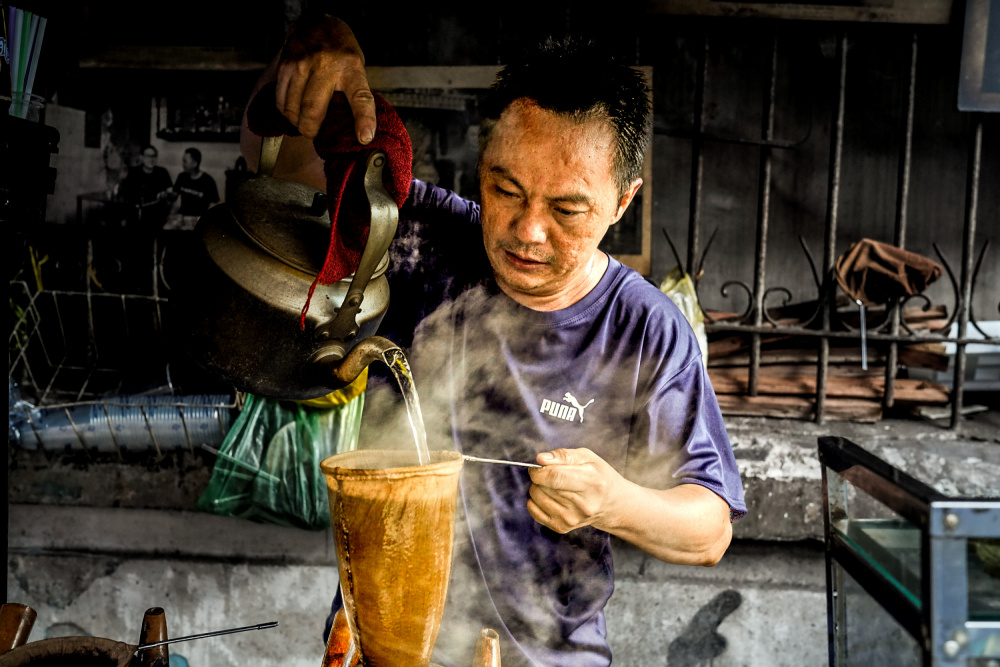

{"left": 206, "top": 175, "right": 220, "bottom": 204}
{"left": 380, "top": 179, "right": 487, "bottom": 350}
{"left": 626, "top": 334, "right": 747, "bottom": 522}
{"left": 403, "top": 179, "right": 480, "bottom": 226}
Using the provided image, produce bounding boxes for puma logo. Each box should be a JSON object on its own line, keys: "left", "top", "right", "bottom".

{"left": 563, "top": 393, "right": 594, "bottom": 423}
{"left": 539, "top": 392, "right": 595, "bottom": 424}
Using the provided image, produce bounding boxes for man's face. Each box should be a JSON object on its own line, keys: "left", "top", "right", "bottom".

{"left": 479, "top": 100, "right": 636, "bottom": 310}
{"left": 140, "top": 149, "right": 158, "bottom": 171}
{"left": 182, "top": 153, "right": 197, "bottom": 172}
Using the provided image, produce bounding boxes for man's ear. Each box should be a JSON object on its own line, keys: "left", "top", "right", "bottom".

{"left": 611, "top": 178, "right": 643, "bottom": 224}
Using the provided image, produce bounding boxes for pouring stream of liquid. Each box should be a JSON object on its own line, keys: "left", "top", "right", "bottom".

{"left": 382, "top": 348, "right": 431, "bottom": 466}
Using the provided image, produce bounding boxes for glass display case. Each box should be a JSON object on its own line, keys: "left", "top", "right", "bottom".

{"left": 819, "top": 437, "right": 999, "bottom": 667}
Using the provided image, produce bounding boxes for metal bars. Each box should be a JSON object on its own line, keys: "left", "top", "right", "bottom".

{"left": 686, "top": 33, "right": 709, "bottom": 278}
{"left": 684, "top": 25, "right": 998, "bottom": 428}
{"left": 748, "top": 34, "right": 779, "bottom": 397}
{"left": 952, "top": 117, "right": 983, "bottom": 428}
{"left": 816, "top": 33, "right": 849, "bottom": 425}
{"left": 884, "top": 32, "right": 919, "bottom": 411}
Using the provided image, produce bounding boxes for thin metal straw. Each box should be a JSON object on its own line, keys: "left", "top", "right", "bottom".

{"left": 463, "top": 455, "right": 541, "bottom": 469}
{"left": 135, "top": 622, "right": 278, "bottom": 652}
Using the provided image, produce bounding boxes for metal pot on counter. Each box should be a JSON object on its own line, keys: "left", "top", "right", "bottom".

{"left": 174, "top": 137, "right": 400, "bottom": 400}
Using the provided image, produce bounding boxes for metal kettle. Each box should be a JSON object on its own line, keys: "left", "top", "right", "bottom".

{"left": 176, "top": 136, "right": 400, "bottom": 400}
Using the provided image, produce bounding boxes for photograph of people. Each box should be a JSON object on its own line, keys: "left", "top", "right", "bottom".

{"left": 119, "top": 145, "right": 173, "bottom": 228}
{"left": 165, "top": 147, "right": 220, "bottom": 230}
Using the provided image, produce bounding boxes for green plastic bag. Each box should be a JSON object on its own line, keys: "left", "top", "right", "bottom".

{"left": 659, "top": 266, "right": 709, "bottom": 367}
{"left": 197, "top": 380, "right": 365, "bottom": 530}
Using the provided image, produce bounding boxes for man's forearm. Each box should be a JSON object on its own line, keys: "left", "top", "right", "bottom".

{"left": 597, "top": 482, "right": 733, "bottom": 567}
{"left": 529, "top": 448, "right": 734, "bottom": 566}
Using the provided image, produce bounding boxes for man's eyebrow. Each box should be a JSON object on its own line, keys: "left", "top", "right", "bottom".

{"left": 547, "top": 193, "right": 593, "bottom": 207}
{"left": 489, "top": 166, "right": 523, "bottom": 190}
{"left": 489, "top": 166, "right": 593, "bottom": 207}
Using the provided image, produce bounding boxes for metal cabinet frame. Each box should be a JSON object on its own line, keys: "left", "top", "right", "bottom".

{"left": 820, "top": 436, "right": 999, "bottom": 666}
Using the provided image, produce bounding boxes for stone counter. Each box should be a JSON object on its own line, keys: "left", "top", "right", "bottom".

{"left": 8, "top": 412, "right": 999, "bottom": 541}
{"left": 729, "top": 410, "right": 1000, "bottom": 540}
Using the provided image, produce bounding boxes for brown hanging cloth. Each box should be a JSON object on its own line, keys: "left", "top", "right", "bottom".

{"left": 834, "top": 239, "right": 943, "bottom": 370}
{"left": 834, "top": 238, "right": 943, "bottom": 306}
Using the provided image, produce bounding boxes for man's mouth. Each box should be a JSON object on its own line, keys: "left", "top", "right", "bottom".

{"left": 503, "top": 250, "right": 547, "bottom": 269}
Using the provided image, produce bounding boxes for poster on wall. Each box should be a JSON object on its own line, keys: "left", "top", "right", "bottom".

{"left": 368, "top": 66, "right": 654, "bottom": 275}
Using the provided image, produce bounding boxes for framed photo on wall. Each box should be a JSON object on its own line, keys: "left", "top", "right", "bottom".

{"left": 959, "top": 0, "right": 1000, "bottom": 111}
{"left": 367, "top": 66, "right": 654, "bottom": 275}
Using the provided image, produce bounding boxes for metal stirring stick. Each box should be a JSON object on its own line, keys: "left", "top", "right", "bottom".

{"left": 135, "top": 622, "right": 278, "bottom": 652}
{"left": 463, "top": 455, "right": 541, "bottom": 469}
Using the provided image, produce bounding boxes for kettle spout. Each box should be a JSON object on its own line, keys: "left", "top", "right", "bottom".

{"left": 325, "top": 336, "right": 402, "bottom": 386}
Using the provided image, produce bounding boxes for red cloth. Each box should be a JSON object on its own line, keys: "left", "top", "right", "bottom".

{"left": 247, "top": 83, "right": 412, "bottom": 326}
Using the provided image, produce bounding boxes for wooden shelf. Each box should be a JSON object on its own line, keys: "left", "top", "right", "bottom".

{"left": 79, "top": 46, "right": 268, "bottom": 71}
{"left": 155, "top": 130, "right": 240, "bottom": 143}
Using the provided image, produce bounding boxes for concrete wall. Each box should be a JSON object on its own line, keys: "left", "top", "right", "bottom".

{"left": 7, "top": 506, "right": 828, "bottom": 667}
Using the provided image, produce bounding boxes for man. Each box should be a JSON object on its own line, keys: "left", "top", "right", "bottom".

{"left": 243, "top": 15, "right": 745, "bottom": 667}
{"left": 168, "top": 147, "right": 219, "bottom": 229}
{"left": 120, "top": 145, "right": 173, "bottom": 227}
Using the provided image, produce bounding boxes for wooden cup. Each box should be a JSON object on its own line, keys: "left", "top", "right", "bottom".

{"left": 322, "top": 450, "right": 463, "bottom": 667}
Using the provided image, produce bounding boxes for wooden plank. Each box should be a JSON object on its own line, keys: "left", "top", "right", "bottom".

{"left": 709, "top": 343, "right": 948, "bottom": 370}
{"left": 899, "top": 343, "right": 949, "bottom": 372}
{"left": 714, "top": 394, "right": 883, "bottom": 422}
{"left": 643, "top": 0, "right": 954, "bottom": 24}
{"left": 708, "top": 334, "right": 795, "bottom": 359}
{"left": 731, "top": 364, "right": 884, "bottom": 378}
{"left": 709, "top": 367, "right": 950, "bottom": 403}
{"left": 902, "top": 304, "right": 948, "bottom": 322}
{"left": 710, "top": 347, "right": 874, "bottom": 366}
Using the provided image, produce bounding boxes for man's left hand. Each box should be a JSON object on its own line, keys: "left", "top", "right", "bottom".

{"left": 527, "top": 448, "right": 625, "bottom": 534}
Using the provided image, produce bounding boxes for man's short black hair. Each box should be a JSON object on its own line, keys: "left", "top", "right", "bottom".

{"left": 479, "top": 37, "right": 651, "bottom": 198}
{"left": 184, "top": 147, "right": 203, "bottom": 166}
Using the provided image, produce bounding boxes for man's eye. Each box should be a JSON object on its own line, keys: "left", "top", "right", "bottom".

{"left": 555, "top": 207, "right": 582, "bottom": 217}
{"left": 495, "top": 185, "right": 517, "bottom": 198}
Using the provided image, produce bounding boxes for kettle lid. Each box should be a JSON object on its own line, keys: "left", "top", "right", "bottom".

{"left": 228, "top": 176, "right": 332, "bottom": 275}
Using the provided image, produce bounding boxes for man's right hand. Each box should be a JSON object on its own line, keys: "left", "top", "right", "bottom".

{"left": 276, "top": 14, "right": 377, "bottom": 143}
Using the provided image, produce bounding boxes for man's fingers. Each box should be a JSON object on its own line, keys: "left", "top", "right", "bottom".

{"left": 298, "top": 75, "right": 338, "bottom": 140}
{"left": 277, "top": 65, "right": 308, "bottom": 127}
{"left": 274, "top": 58, "right": 375, "bottom": 143}
{"left": 347, "top": 86, "right": 377, "bottom": 144}
{"left": 274, "top": 68, "right": 291, "bottom": 113}
{"left": 527, "top": 498, "right": 571, "bottom": 534}
{"left": 526, "top": 498, "right": 551, "bottom": 527}
{"left": 530, "top": 463, "right": 591, "bottom": 494}
{"left": 335, "top": 64, "right": 376, "bottom": 144}
{"left": 537, "top": 447, "right": 595, "bottom": 466}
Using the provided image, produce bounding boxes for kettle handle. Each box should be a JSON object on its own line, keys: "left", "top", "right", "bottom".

{"left": 316, "top": 150, "right": 399, "bottom": 359}
{"left": 258, "top": 136, "right": 283, "bottom": 177}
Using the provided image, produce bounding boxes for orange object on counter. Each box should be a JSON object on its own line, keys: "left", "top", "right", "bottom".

{"left": 322, "top": 608, "right": 359, "bottom": 667}
{"left": 0, "top": 603, "right": 36, "bottom": 655}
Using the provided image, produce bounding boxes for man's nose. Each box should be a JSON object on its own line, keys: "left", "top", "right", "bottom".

{"left": 510, "top": 202, "right": 547, "bottom": 245}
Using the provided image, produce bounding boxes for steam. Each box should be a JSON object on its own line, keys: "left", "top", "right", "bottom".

{"left": 353, "top": 285, "right": 669, "bottom": 666}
